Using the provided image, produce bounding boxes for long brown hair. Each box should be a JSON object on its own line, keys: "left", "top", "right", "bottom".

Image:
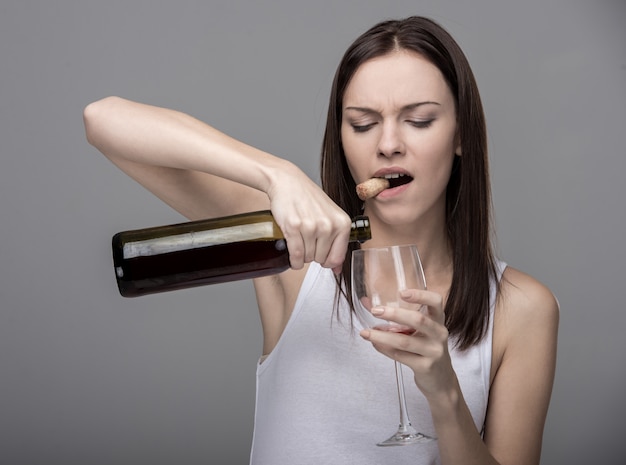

{"left": 320, "top": 16, "right": 499, "bottom": 350}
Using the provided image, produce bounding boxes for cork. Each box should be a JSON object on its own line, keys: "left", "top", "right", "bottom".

{"left": 356, "top": 177, "right": 390, "bottom": 200}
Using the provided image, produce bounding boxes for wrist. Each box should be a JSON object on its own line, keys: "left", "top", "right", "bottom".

{"left": 263, "top": 158, "right": 301, "bottom": 199}
{"left": 425, "top": 380, "right": 465, "bottom": 424}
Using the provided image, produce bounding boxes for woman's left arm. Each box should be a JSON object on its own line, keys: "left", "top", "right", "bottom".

{"left": 360, "top": 267, "right": 559, "bottom": 465}
{"left": 481, "top": 267, "right": 559, "bottom": 464}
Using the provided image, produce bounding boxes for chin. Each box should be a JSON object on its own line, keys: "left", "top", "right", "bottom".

{"left": 370, "top": 205, "right": 421, "bottom": 227}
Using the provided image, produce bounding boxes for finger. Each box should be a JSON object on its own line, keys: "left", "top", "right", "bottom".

{"left": 320, "top": 228, "right": 350, "bottom": 271}
{"left": 372, "top": 303, "right": 450, "bottom": 346}
{"left": 280, "top": 214, "right": 319, "bottom": 269}
{"left": 371, "top": 304, "right": 435, "bottom": 337}
{"left": 360, "top": 326, "right": 448, "bottom": 373}
{"left": 400, "top": 289, "right": 445, "bottom": 324}
{"left": 307, "top": 218, "right": 333, "bottom": 265}
{"left": 317, "top": 214, "right": 351, "bottom": 270}
{"left": 281, "top": 227, "right": 305, "bottom": 270}
{"left": 360, "top": 328, "right": 428, "bottom": 359}
{"left": 292, "top": 217, "right": 317, "bottom": 264}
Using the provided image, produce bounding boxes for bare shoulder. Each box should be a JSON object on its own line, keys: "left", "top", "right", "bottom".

{"left": 498, "top": 266, "right": 560, "bottom": 328}
{"left": 492, "top": 265, "right": 560, "bottom": 377}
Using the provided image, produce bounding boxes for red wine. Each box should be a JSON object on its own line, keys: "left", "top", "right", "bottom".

{"left": 373, "top": 324, "right": 415, "bottom": 335}
{"left": 112, "top": 210, "right": 370, "bottom": 297}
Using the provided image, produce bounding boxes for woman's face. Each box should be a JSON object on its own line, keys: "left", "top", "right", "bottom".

{"left": 341, "top": 50, "right": 459, "bottom": 229}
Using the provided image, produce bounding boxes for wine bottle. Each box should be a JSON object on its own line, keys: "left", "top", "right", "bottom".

{"left": 112, "top": 210, "right": 371, "bottom": 297}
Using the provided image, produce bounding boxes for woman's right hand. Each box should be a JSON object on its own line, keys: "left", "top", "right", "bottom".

{"left": 266, "top": 160, "right": 352, "bottom": 274}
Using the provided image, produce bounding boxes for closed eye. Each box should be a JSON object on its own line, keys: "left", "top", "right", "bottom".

{"left": 408, "top": 119, "right": 434, "bottom": 129}
{"left": 352, "top": 123, "right": 377, "bottom": 133}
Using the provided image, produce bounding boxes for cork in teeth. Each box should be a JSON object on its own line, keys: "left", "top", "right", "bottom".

{"left": 356, "top": 177, "right": 390, "bottom": 200}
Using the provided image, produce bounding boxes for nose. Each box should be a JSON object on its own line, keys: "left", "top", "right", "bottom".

{"left": 377, "top": 121, "right": 404, "bottom": 158}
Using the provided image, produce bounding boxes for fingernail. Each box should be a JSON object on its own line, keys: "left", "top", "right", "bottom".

{"left": 371, "top": 307, "right": 384, "bottom": 316}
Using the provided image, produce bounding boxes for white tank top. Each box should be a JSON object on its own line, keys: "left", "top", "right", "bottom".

{"left": 250, "top": 260, "right": 506, "bottom": 465}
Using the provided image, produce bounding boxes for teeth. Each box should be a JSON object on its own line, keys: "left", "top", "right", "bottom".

{"left": 382, "top": 173, "right": 406, "bottom": 179}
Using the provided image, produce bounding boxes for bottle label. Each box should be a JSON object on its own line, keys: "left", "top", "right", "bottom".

{"left": 122, "top": 221, "right": 276, "bottom": 258}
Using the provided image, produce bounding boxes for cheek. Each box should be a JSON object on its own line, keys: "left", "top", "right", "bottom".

{"left": 420, "top": 125, "right": 457, "bottom": 162}
{"left": 424, "top": 140, "right": 456, "bottom": 176}
{"left": 413, "top": 129, "right": 457, "bottom": 187}
{"left": 427, "top": 152, "right": 457, "bottom": 197}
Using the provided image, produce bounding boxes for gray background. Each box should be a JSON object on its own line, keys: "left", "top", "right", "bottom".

{"left": 1, "top": 0, "right": 624, "bottom": 463}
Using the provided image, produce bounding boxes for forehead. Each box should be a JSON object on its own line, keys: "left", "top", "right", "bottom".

{"left": 343, "top": 50, "right": 453, "bottom": 108}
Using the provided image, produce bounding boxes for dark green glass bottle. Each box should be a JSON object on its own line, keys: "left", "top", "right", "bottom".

{"left": 112, "top": 210, "right": 371, "bottom": 297}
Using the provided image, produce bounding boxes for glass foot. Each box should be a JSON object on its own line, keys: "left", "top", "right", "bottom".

{"left": 377, "top": 426, "right": 436, "bottom": 447}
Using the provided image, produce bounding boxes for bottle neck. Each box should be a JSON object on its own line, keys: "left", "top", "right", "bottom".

{"left": 349, "top": 216, "right": 371, "bottom": 243}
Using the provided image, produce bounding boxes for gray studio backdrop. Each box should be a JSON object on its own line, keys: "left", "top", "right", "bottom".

{"left": 1, "top": 1, "right": 624, "bottom": 463}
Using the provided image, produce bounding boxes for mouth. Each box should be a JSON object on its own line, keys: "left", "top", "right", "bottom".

{"left": 378, "top": 173, "right": 413, "bottom": 189}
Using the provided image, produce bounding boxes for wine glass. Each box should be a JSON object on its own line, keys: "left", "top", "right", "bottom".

{"left": 351, "top": 244, "right": 435, "bottom": 446}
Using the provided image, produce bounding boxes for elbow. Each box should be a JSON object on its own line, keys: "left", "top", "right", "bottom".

{"left": 83, "top": 96, "right": 120, "bottom": 148}
{"left": 82, "top": 101, "right": 97, "bottom": 146}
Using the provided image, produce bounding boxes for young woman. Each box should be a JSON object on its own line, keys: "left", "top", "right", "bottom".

{"left": 84, "top": 16, "right": 559, "bottom": 465}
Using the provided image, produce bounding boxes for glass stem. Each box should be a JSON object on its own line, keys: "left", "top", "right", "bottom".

{"left": 394, "top": 361, "right": 413, "bottom": 430}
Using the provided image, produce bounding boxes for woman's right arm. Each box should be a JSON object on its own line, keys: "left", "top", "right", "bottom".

{"left": 83, "top": 96, "right": 351, "bottom": 271}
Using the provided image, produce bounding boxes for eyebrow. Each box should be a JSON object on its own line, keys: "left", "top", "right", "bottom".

{"left": 344, "top": 101, "right": 441, "bottom": 113}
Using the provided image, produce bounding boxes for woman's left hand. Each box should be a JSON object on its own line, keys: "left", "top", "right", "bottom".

{"left": 359, "top": 288, "right": 456, "bottom": 401}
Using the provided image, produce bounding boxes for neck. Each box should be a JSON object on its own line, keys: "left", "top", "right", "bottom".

{"left": 362, "top": 213, "right": 453, "bottom": 290}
